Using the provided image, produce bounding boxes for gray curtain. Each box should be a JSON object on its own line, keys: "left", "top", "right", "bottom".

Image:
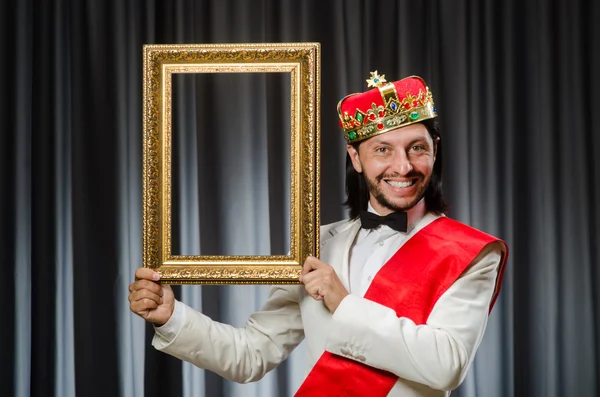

{"left": 2, "top": 0, "right": 598, "bottom": 397}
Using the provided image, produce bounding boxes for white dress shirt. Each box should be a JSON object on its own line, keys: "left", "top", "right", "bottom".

{"left": 349, "top": 202, "right": 425, "bottom": 296}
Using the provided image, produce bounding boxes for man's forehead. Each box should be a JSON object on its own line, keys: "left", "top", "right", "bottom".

{"left": 364, "top": 124, "right": 431, "bottom": 145}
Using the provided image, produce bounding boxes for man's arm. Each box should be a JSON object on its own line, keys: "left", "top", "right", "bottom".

{"left": 323, "top": 241, "right": 504, "bottom": 391}
{"left": 151, "top": 285, "right": 306, "bottom": 383}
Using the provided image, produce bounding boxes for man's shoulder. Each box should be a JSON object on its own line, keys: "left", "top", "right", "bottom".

{"left": 427, "top": 216, "right": 507, "bottom": 256}
{"left": 433, "top": 216, "right": 500, "bottom": 241}
{"left": 319, "top": 218, "right": 357, "bottom": 241}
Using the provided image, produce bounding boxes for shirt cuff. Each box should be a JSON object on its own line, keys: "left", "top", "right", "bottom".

{"left": 153, "top": 300, "right": 185, "bottom": 343}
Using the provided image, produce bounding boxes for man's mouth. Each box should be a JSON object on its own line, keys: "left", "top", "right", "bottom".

{"left": 385, "top": 179, "right": 415, "bottom": 188}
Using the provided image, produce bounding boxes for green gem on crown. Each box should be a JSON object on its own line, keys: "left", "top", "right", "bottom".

{"left": 409, "top": 111, "right": 419, "bottom": 120}
{"left": 349, "top": 131, "right": 357, "bottom": 140}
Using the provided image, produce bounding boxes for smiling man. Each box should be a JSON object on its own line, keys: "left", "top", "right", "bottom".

{"left": 129, "top": 73, "right": 508, "bottom": 397}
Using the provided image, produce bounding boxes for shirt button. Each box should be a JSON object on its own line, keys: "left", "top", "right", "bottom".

{"left": 368, "top": 276, "right": 372, "bottom": 281}
{"left": 378, "top": 241, "right": 384, "bottom": 246}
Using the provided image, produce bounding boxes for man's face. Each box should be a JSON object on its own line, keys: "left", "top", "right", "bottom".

{"left": 347, "top": 123, "right": 438, "bottom": 216}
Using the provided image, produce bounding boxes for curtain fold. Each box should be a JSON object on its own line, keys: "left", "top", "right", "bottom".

{"left": 3, "top": 1, "right": 599, "bottom": 396}
{"left": 53, "top": 0, "right": 76, "bottom": 396}
{"left": 11, "top": 1, "right": 34, "bottom": 397}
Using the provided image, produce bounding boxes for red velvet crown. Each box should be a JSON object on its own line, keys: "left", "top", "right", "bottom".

{"left": 337, "top": 72, "right": 437, "bottom": 143}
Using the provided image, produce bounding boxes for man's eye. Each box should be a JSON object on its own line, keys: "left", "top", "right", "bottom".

{"left": 411, "top": 145, "right": 425, "bottom": 152}
{"left": 376, "top": 147, "right": 388, "bottom": 153}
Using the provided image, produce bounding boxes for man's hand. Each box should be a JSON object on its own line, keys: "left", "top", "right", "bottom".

{"left": 128, "top": 267, "right": 175, "bottom": 326}
{"left": 300, "top": 256, "right": 349, "bottom": 314}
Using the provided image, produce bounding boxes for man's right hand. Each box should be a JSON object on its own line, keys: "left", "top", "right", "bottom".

{"left": 129, "top": 267, "right": 175, "bottom": 326}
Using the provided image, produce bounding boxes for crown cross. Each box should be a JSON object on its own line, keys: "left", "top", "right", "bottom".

{"left": 366, "top": 71, "right": 387, "bottom": 88}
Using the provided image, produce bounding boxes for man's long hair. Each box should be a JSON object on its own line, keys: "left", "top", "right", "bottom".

{"left": 343, "top": 118, "right": 449, "bottom": 219}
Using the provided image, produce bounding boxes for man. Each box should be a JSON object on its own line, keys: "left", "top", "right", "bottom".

{"left": 129, "top": 72, "right": 508, "bottom": 396}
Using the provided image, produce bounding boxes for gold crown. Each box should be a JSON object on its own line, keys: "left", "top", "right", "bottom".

{"left": 337, "top": 74, "right": 437, "bottom": 143}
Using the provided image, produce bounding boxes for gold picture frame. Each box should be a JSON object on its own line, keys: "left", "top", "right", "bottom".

{"left": 143, "top": 43, "right": 320, "bottom": 284}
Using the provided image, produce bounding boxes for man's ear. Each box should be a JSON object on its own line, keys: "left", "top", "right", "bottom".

{"left": 347, "top": 144, "right": 363, "bottom": 173}
{"left": 433, "top": 137, "right": 440, "bottom": 161}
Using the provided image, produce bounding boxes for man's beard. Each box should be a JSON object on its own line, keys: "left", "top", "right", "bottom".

{"left": 364, "top": 172, "right": 429, "bottom": 212}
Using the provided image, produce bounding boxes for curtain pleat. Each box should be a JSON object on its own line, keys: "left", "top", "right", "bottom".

{"left": 11, "top": 1, "right": 34, "bottom": 397}
{"left": 53, "top": 0, "right": 76, "bottom": 396}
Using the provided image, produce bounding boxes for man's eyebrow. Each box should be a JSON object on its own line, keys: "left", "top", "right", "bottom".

{"left": 407, "top": 137, "right": 430, "bottom": 147}
{"left": 371, "top": 139, "right": 393, "bottom": 146}
{"left": 369, "top": 136, "right": 430, "bottom": 147}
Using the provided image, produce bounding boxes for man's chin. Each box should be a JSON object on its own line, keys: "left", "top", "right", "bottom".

{"left": 375, "top": 196, "right": 417, "bottom": 213}
{"left": 376, "top": 190, "right": 426, "bottom": 212}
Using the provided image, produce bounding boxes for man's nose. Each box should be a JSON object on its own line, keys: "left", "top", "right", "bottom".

{"left": 392, "top": 151, "right": 413, "bottom": 175}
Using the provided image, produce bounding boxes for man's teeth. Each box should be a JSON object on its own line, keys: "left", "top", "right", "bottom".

{"left": 386, "top": 180, "right": 414, "bottom": 188}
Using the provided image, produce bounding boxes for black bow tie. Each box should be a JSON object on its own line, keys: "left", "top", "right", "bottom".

{"left": 360, "top": 210, "right": 407, "bottom": 232}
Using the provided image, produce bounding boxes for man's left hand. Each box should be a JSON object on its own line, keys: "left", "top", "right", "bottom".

{"left": 300, "top": 256, "right": 349, "bottom": 314}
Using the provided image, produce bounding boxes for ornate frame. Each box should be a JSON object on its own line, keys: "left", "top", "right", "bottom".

{"left": 143, "top": 43, "right": 320, "bottom": 283}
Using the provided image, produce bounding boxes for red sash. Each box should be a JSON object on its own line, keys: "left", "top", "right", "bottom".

{"left": 295, "top": 217, "right": 508, "bottom": 397}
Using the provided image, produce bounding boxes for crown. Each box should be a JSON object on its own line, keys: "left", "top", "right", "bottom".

{"left": 337, "top": 72, "right": 437, "bottom": 144}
